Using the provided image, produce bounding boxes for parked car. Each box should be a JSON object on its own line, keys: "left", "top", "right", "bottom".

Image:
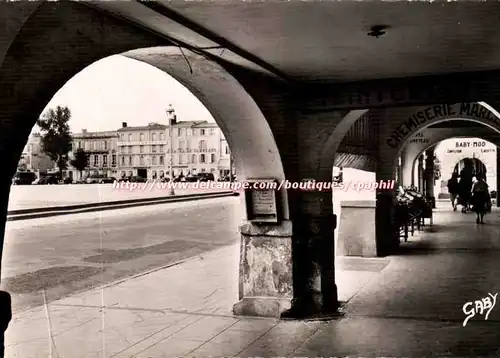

{"left": 130, "top": 176, "right": 147, "bottom": 183}
{"left": 12, "top": 171, "right": 36, "bottom": 185}
{"left": 74, "top": 179, "right": 87, "bottom": 184}
{"left": 33, "top": 176, "right": 58, "bottom": 185}
{"left": 184, "top": 175, "right": 199, "bottom": 182}
{"left": 86, "top": 177, "right": 100, "bottom": 184}
{"left": 62, "top": 177, "right": 73, "bottom": 184}
{"left": 100, "top": 177, "right": 115, "bottom": 184}
{"left": 197, "top": 173, "right": 215, "bottom": 182}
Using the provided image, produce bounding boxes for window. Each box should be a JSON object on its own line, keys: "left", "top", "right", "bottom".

{"left": 152, "top": 145, "right": 157, "bottom": 153}
{"left": 225, "top": 146, "right": 229, "bottom": 154}
{"left": 140, "top": 133, "right": 145, "bottom": 141}
{"left": 178, "top": 128, "right": 182, "bottom": 136}
{"left": 200, "top": 129, "right": 205, "bottom": 136}
{"left": 152, "top": 171, "right": 157, "bottom": 179}
{"left": 120, "top": 147, "right": 124, "bottom": 153}
{"left": 86, "top": 155, "right": 90, "bottom": 166}
{"left": 192, "top": 129, "right": 196, "bottom": 136}
{"left": 85, "top": 142, "right": 89, "bottom": 150}
{"left": 200, "top": 154, "right": 205, "bottom": 163}
{"left": 187, "top": 129, "right": 191, "bottom": 136}
{"left": 121, "top": 157, "right": 125, "bottom": 165}
{"left": 199, "top": 140, "right": 206, "bottom": 150}
{"left": 140, "top": 145, "right": 144, "bottom": 153}
{"left": 186, "top": 140, "right": 190, "bottom": 149}
{"left": 103, "top": 156, "right": 108, "bottom": 166}
{"left": 178, "top": 141, "right": 184, "bottom": 150}
{"left": 103, "top": 141, "right": 107, "bottom": 150}
{"left": 192, "top": 154, "right": 197, "bottom": 164}
{"left": 159, "top": 170, "right": 164, "bottom": 178}
{"left": 152, "top": 156, "right": 157, "bottom": 165}
{"left": 128, "top": 171, "right": 132, "bottom": 176}
{"left": 159, "top": 156, "right": 164, "bottom": 165}
{"left": 211, "top": 154, "right": 216, "bottom": 163}
{"left": 93, "top": 155, "right": 98, "bottom": 166}
{"left": 178, "top": 154, "right": 183, "bottom": 165}
{"left": 77, "top": 142, "right": 82, "bottom": 149}
{"left": 121, "top": 171, "right": 126, "bottom": 178}
{"left": 140, "top": 156, "right": 145, "bottom": 165}
{"left": 128, "top": 156, "right": 132, "bottom": 165}
{"left": 159, "top": 145, "right": 164, "bottom": 152}
{"left": 160, "top": 132, "right": 164, "bottom": 140}
{"left": 210, "top": 129, "right": 216, "bottom": 135}
{"left": 152, "top": 133, "right": 156, "bottom": 141}
{"left": 128, "top": 146, "right": 132, "bottom": 154}
{"left": 112, "top": 155, "right": 116, "bottom": 166}
{"left": 128, "top": 134, "right": 132, "bottom": 141}
{"left": 120, "top": 134, "right": 124, "bottom": 141}
{"left": 201, "top": 168, "right": 206, "bottom": 173}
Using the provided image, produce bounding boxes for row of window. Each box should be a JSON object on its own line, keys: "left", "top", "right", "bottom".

{"left": 119, "top": 128, "right": 217, "bottom": 142}
{"left": 76, "top": 140, "right": 109, "bottom": 151}
{"left": 85, "top": 154, "right": 117, "bottom": 167}
{"left": 119, "top": 168, "right": 217, "bottom": 179}
{"left": 119, "top": 153, "right": 217, "bottom": 166}
{"left": 119, "top": 140, "right": 214, "bottom": 154}
{"left": 76, "top": 152, "right": 223, "bottom": 168}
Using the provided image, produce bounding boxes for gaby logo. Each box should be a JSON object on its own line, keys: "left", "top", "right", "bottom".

{"left": 462, "top": 293, "right": 498, "bottom": 327}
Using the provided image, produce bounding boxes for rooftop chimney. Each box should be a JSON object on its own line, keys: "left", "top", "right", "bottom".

{"left": 82, "top": 129, "right": 87, "bottom": 133}
{"left": 122, "top": 122, "right": 127, "bottom": 128}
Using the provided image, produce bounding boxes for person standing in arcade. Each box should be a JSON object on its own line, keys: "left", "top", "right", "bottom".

{"left": 447, "top": 172, "right": 459, "bottom": 211}
{"left": 458, "top": 160, "right": 474, "bottom": 213}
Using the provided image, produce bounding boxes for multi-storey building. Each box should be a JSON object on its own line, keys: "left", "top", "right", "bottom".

{"left": 117, "top": 122, "right": 168, "bottom": 179}
{"left": 69, "top": 129, "right": 118, "bottom": 180}
{"left": 116, "top": 105, "right": 231, "bottom": 180}
{"left": 18, "top": 133, "right": 55, "bottom": 175}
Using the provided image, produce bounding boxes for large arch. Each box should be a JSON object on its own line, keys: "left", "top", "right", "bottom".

{"left": 408, "top": 136, "right": 498, "bottom": 194}
{"left": 400, "top": 125, "right": 499, "bottom": 186}
{"left": 378, "top": 103, "right": 500, "bottom": 180}
{"left": 0, "top": 2, "right": 287, "bottom": 280}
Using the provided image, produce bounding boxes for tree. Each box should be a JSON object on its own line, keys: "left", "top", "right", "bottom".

{"left": 70, "top": 148, "right": 88, "bottom": 179}
{"left": 36, "top": 105, "right": 73, "bottom": 179}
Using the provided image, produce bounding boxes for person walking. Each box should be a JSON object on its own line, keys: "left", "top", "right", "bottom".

{"left": 447, "top": 172, "right": 459, "bottom": 211}
{"left": 471, "top": 174, "right": 491, "bottom": 224}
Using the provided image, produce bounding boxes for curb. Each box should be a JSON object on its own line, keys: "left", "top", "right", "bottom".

{"left": 7, "top": 191, "right": 239, "bottom": 221}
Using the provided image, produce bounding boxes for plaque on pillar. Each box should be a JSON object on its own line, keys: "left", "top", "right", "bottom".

{"left": 245, "top": 179, "right": 280, "bottom": 223}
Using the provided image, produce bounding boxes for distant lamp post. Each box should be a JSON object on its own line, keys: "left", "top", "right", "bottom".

{"left": 167, "top": 105, "right": 176, "bottom": 195}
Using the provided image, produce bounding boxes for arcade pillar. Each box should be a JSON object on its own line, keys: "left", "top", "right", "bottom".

{"left": 375, "top": 162, "right": 399, "bottom": 256}
{"left": 425, "top": 147, "right": 436, "bottom": 208}
{"left": 282, "top": 189, "right": 338, "bottom": 318}
{"left": 417, "top": 155, "right": 424, "bottom": 192}
{"left": 497, "top": 147, "right": 500, "bottom": 207}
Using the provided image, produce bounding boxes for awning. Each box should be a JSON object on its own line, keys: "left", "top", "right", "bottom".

{"left": 333, "top": 152, "right": 377, "bottom": 172}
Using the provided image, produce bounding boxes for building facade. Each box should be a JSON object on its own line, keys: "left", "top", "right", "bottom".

{"left": 18, "top": 133, "right": 55, "bottom": 175}
{"left": 116, "top": 105, "right": 231, "bottom": 180}
{"left": 69, "top": 129, "right": 119, "bottom": 180}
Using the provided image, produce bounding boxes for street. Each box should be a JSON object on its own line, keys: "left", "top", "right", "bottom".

{"left": 7, "top": 183, "right": 233, "bottom": 211}
{"left": 1, "top": 195, "right": 242, "bottom": 312}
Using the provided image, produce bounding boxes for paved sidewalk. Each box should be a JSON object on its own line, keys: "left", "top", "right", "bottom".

{"left": 6, "top": 204, "right": 500, "bottom": 357}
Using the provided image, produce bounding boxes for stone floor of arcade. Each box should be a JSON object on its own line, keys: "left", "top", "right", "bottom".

{"left": 6, "top": 202, "right": 500, "bottom": 357}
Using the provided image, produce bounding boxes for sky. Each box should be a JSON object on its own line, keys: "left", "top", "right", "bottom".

{"left": 35, "top": 55, "right": 215, "bottom": 134}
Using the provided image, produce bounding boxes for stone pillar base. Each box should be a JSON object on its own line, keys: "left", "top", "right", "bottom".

{"left": 233, "top": 297, "right": 291, "bottom": 318}
{"left": 234, "top": 220, "right": 293, "bottom": 318}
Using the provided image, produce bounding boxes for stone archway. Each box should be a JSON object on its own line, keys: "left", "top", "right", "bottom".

{"left": 407, "top": 136, "right": 498, "bottom": 190}
{"left": 0, "top": 2, "right": 290, "bottom": 319}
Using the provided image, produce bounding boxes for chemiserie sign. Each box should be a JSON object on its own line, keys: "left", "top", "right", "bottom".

{"left": 386, "top": 103, "right": 499, "bottom": 149}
